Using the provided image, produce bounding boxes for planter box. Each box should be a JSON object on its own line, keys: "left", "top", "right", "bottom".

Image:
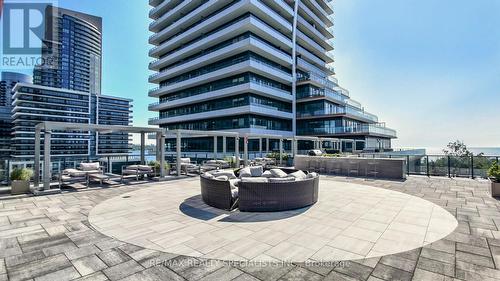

{"left": 11, "top": 180, "right": 30, "bottom": 195}
{"left": 491, "top": 180, "right": 500, "bottom": 197}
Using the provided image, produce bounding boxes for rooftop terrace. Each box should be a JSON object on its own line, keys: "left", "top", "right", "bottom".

{"left": 0, "top": 175, "right": 499, "bottom": 281}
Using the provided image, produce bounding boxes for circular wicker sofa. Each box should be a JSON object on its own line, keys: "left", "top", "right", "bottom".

{"left": 200, "top": 167, "right": 319, "bottom": 212}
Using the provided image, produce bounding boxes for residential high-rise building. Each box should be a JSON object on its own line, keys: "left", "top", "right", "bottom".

{"left": 147, "top": 0, "right": 396, "bottom": 152}
{"left": 0, "top": 72, "right": 33, "bottom": 158}
{"left": 34, "top": 6, "right": 102, "bottom": 95}
{"left": 11, "top": 83, "right": 132, "bottom": 160}
{"left": 9, "top": 6, "right": 133, "bottom": 162}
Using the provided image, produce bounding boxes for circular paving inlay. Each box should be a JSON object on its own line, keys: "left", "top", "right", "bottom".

{"left": 89, "top": 177, "right": 457, "bottom": 263}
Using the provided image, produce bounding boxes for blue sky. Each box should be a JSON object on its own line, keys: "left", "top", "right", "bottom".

{"left": 3, "top": 0, "right": 500, "bottom": 148}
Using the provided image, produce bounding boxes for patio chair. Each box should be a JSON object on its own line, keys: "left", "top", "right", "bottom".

{"left": 347, "top": 161, "right": 360, "bottom": 177}
{"left": 179, "top": 158, "right": 200, "bottom": 175}
{"left": 59, "top": 162, "right": 103, "bottom": 188}
{"left": 121, "top": 165, "right": 155, "bottom": 182}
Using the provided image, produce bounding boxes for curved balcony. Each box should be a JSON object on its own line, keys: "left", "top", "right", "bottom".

{"left": 297, "top": 71, "right": 338, "bottom": 89}
{"left": 149, "top": 105, "right": 293, "bottom": 125}
{"left": 149, "top": 81, "right": 292, "bottom": 111}
{"left": 149, "top": 0, "right": 292, "bottom": 58}
{"left": 149, "top": 36, "right": 292, "bottom": 83}
{"left": 149, "top": 57, "right": 292, "bottom": 97}
{"left": 149, "top": 14, "right": 292, "bottom": 70}
{"left": 298, "top": 124, "right": 397, "bottom": 138}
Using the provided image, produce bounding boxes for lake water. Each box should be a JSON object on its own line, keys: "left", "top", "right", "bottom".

{"left": 406, "top": 147, "right": 500, "bottom": 156}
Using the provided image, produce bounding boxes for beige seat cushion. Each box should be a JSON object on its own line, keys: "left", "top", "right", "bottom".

{"left": 238, "top": 167, "right": 252, "bottom": 178}
{"left": 64, "top": 169, "right": 86, "bottom": 177}
{"left": 270, "top": 169, "right": 288, "bottom": 178}
{"left": 241, "top": 177, "right": 268, "bottom": 183}
{"left": 307, "top": 172, "right": 319, "bottom": 178}
{"left": 80, "top": 162, "right": 99, "bottom": 171}
{"left": 289, "top": 170, "right": 307, "bottom": 180}
{"left": 268, "top": 177, "right": 296, "bottom": 183}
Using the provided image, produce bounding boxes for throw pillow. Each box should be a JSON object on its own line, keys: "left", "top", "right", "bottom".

{"left": 289, "top": 170, "right": 307, "bottom": 180}
{"left": 250, "top": 166, "right": 264, "bottom": 177}
{"left": 239, "top": 167, "right": 252, "bottom": 178}
{"left": 270, "top": 168, "right": 288, "bottom": 178}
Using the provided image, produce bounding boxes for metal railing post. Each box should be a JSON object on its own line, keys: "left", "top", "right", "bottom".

{"left": 426, "top": 155, "right": 430, "bottom": 177}
{"left": 471, "top": 155, "right": 475, "bottom": 179}
{"left": 448, "top": 156, "right": 451, "bottom": 178}
{"left": 406, "top": 155, "right": 410, "bottom": 176}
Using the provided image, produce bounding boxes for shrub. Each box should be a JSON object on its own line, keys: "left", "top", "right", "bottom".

{"left": 488, "top": 162, "right": 500, "bottom": 182}
{"left": 148, "top": 161, "right": 170, "bottom": 171}
{"left": 266, "top": 152, "right": 289, "bottom": 161}
{"left": 324, "top": 153, "right": 341, "bottom": 158}
{"left": 10, "top": 168, "right": 33, "bottom": 181}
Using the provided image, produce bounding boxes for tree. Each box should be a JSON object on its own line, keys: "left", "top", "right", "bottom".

{"left": 443, "top": 140, "right": 472, "bottom": 157}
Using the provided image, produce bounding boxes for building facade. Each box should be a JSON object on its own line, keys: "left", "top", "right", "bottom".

{"left": 10, "top": 83, "right": 132, "bottom": 160}
{"left": 148, "top": 0, "right": 396, "bottom": 152}
{"left": 33, "top": 6, "right": 102, "bottom": 95}
{"left": 0, "top": 72, "right": 33, "bottom": 158}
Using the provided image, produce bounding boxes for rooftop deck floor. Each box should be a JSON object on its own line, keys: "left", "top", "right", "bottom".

{"left": 0, "top": 176, "right": 499, "bottom": 281}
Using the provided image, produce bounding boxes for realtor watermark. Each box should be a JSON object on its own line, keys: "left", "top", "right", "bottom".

{"left": 1, "top": 0, "right": 58, "bottom": 70}
{"left": 149, "top": 258, "right": 351, "bottom": 269}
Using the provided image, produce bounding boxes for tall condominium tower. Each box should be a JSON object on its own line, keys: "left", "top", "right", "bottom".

{"left": 34, "top": 6, "right": 102, "bottom": 95}
{"left": 148, "top": 0, "right": 396, "bottom": 152}
{"left": 10, "top": 83, "right": 132, "bottom": 160}
{"left": 0, "top": 72, "right": 33, "bottom": 159}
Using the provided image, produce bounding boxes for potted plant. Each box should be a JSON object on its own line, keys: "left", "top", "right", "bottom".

{"left": 489, "top": 162, "right": 500, "bottom": 196}
{"left": 148, "top": 161, "right": 170, "bottom": 176}
{"left": 10, "top": 168, "right": 33, "bottom": 195}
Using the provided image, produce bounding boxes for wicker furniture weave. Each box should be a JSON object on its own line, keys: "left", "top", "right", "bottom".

{"left": 238, "top": 174, "right": 319, "bottom": 212}
{"left": 200, "top": 175, "right": 237, "bottom": 210}
{"left": 200, "top": 168, "right": 319, "bottom": 212}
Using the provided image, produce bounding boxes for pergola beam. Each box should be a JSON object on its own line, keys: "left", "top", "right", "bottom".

{"left": 33, "top": 122, "right": 344, "bottom": 190}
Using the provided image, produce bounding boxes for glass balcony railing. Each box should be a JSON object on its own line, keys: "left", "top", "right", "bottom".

{"left": 149, "top": 33, "right": 291, "bottom": 80}
{"left": 297, "top": 87, "right": 347, "bottom": 104}
{"left": 298, "top": 124, "right": 397, "bottom": 138}
{"left": 149, "top": 72, "right": 290, "bottom": 100}
{"left": 345, "top": 107, "right": 379, "bottom": 122}
{"left": 150, "top": 0, "right": 239, "bottom": 44}
{"left": 150, "top": 0, "right": 210, "bottom": 31}
{"left": 154, "top": 52, "right": 291, "bottom": 87}
{"left": 297, "top": 71, "right": 338, "bottom": 89}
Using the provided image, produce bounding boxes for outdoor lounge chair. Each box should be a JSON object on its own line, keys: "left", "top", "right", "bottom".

{"left": 201, "top": 160, "right": 230, "bottom": 172}
{"left": 121, "top": 165, "right": 155, "bottom": 182}
{"left": 59, "top": 162, "right": 103, "bottom": 188}
{"left": 179, "top": 158, "right": 200, "bottom": 175}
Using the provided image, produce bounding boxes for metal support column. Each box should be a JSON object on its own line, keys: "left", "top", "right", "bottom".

{"left": 155, "top": 132, "right": 162, "bottom": 162}
{"left": 259, "top": 138, "right": 263, "bottom": 158}
{"left": 266, "top": 138, "right": 269, "bottom": 154}
{"left": 235, "top": 137, "right": 240, "bottom": 168}
{"left": 43, "top": 130, "right": 52, "bottom": 191}
{"left": 222, "top": 136, "right": 227, "bottom": 157}
{"left": 140, "top": 132, "right": 146, "bottom": 165}
{"left": 160, "top": 134, "right": 166, "bottom": 178}
{"left": 279, "top": 139, "right": 283, "bottom": 166}
{"left": 213, "top": 136, "right": 217, "bottom": 160}
{"left": 176, "top": 131, "right": 181, "bottom": 176}
{"left": 34, "top": 128, "right": 41, "bottom": 189}
{"left": 243, "top": 136, "right": 248, "bottom": 167}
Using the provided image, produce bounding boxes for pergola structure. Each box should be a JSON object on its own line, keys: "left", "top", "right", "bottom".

{"left": 34, "top": 122, "right": 166, "bottom": 193}
{"left": 164, "top": 129, "right": 240, "bottom": 176}
{"left": 33, "top": 122, "right": 341, "bottom": 194}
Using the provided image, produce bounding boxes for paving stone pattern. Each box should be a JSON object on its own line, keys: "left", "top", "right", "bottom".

{"left": 89, "top": 178, "right": 457, "bottom": 262}
{"left": 0, "top": 176, "right": 498, "bottom": 280}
